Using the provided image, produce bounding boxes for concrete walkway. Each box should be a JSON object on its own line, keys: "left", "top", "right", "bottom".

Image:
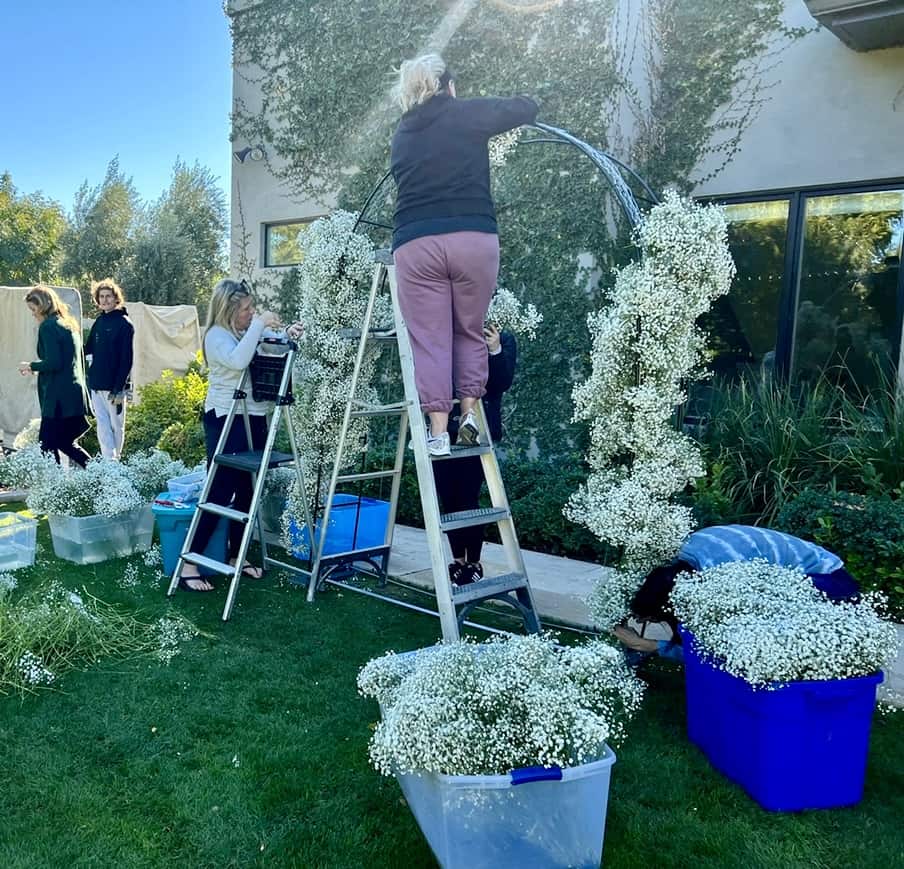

{"left": 385, "top": 524, "right": 904, "bottom": 704}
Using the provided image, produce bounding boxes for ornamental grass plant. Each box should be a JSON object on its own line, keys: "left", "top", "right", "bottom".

{"left": 670, "top": 559, "right": 899, "bottom": 686}
{"left": 357, "top": 634, "right": 645, "bottom": 777}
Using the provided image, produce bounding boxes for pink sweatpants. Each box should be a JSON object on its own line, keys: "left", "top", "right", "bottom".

{"left": 394, "top": 231, "right": 499, "bottom": 413}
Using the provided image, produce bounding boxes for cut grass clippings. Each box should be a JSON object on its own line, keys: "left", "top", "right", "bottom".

{"left": 0, "top": 508, "right": 902, "bottom": 868}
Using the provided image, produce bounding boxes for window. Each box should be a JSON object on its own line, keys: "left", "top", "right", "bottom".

{"left": 703, "top": 181, "right": 904, "bottom": 391}
{"left": 705, "top": 199, "right": 790, "bottom": 380}
{"left": 264, "top": 220, "right": 317, "bottom": 268}
{"left": 793, "top": 190, "right": 903, "bottom": 390}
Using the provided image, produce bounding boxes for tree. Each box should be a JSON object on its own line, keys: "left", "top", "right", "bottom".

{"left": 118, "top": 161, "right": 227, "bottom": 306}
{"left": 0, "top": 172, "right": 68, "bottom": 286}
{"left": 61, "top": 158, "right": 139, "bottom": 295}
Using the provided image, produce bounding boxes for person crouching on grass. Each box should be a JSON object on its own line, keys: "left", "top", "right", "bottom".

{"left": 613, "top": 524, "right": 860, "bottom": 664}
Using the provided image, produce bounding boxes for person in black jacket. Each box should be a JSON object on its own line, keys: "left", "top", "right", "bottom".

{"left": 84, "top": 278, "right": 134, "bottom": 460}
{"left": 19, "top": 286, "right": 91, "bottom": 467}
{"left": 390, "top": 53, "right": 537, "bottom": 458}
{"left": 433, "top": 325, "right": 516, "bottom": 586}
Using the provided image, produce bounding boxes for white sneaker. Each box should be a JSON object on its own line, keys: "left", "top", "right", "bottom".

{"left": 426, "top": 432, "right": 451, "bottom": 457}
{"left": 458, "top": 411, "right": 480, "bottom": 446}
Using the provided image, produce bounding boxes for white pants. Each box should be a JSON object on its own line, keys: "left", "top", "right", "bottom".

{"left": 91, "top": 390, "right": 127, "bottom": 460}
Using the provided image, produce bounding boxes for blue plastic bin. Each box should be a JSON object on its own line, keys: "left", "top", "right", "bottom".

{"left": 152, "top": 493, "right": 229, "bottom": 576}
{"left": 289, "top": 494, "right": 390, "bottom": 558}
{"left": 680, "top": 627, "right": 883, "bottom": 811}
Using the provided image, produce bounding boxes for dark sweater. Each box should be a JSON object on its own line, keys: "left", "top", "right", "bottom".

{"left": 391, "top": 93, "right": 538, "bottom": 250}
{"left": 30, "top": 316, "right": 90, "bottom": 419}
{"left": 85, "top": 307, "right": 134, "bottom": 393}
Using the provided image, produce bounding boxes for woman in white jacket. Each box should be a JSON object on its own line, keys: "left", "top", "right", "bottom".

{"left": 178, "top": 279, "right": 301, "bottom": 591}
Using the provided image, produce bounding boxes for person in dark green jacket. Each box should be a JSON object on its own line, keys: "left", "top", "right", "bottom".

{"left": 19, "top": 286, "right": 92, "bottom": 467}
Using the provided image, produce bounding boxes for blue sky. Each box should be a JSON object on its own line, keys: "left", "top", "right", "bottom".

{"left": 2, "top": 1, "right": 232, "bottom": 211}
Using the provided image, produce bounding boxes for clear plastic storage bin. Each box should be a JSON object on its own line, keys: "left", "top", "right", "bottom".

{"left": 165, "top": 470, "right": 206, "bottom": 503}
{"left": 396, "top": 752, "right": 616, "bottom": 869}
{"left": 0, "top": 512, "right": 38, "bottom": 570}
{"left": 48, "top": 506, "right": 155, "bottom": 564}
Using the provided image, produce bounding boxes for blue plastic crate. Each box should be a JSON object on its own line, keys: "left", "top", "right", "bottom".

{"left": 152, "top": 493, "right": 228, "bottom": 575}
{"left": 289, "top": 494, "right": 390, "bottom": 558}
{"left": 680, "top": 627, "right": 883, "bottom": 811}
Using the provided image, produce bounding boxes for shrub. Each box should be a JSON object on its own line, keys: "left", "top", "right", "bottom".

{"left": 124, "top": 357, "right": 206, "bottom": 463}
{"left": 776, "top": 488, "right": 904, "bottom": 620}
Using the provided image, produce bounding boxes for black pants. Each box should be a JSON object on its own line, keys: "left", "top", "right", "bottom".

{"left": 40, "top": 415, "right": 91, "bottom": 468}
{"left": 192, "top": 410, "right": 268, "bottom": 558}
{"left": 433, "top": 456, "right": 484, "bottom": 562}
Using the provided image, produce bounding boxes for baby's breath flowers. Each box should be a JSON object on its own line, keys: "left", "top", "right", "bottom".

{"left": 671, "top": 560, "right": 900, "bottom": 686}
{"left": 486, "top": 288, "right": 543, "bottom": 340}
{"left": 357, "top": 634, "right": 644, "bottom": 777}
{"left": 281, "top": 210, "right": 387, "bottom": 541}
{"left": 566, "top": 191, "right": 735, "bottom": 627}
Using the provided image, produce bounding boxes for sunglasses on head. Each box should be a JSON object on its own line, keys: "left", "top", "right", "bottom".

{"left": 231, "top": 279, "right": 252, "bottom": 297}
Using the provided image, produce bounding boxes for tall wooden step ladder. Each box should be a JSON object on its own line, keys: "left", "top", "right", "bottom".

{"left": 165, "top": 339, "right": 314, "bottom": 621}
{"left": 307, "top": 249, "right": 541, "bottom": 642}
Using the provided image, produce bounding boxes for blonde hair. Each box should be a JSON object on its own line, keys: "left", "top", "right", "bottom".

{"left": 203, "top": 278, "right": 253, "bottom": 362}
{"left": 24, "top": 285, "right": 79, "bottom": 332}
{"left": 395, "top": 53, "right": 448, "bottom": 113}
{"left": 91, "top": 277, "right": 126, "bottom": 308}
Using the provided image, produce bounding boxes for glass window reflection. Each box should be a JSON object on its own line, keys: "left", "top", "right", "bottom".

{"left": 793, "top": 191, "right": 903, "bottom": 389}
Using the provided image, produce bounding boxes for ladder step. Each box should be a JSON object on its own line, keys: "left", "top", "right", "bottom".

{"left": 180, "top": 553, "right": 235, "bottom": 575}
{"left": 440, "top": 506, "right": 510, "bottom": 531}
{"left": 350, "top": 402, "right": 408, "bottom": 418}
{"left": 198, "top": 503, "right": 249, "bottom": 522}
{"left": 214, "top": 450, "right": 294, "bottom": 471}
{"left": 338, "top": 328, "right": 398, "bottom": 344}
{"left": 431, "top": 444, "right": 493, "bottom": 462}
{"left": 336, "top": 469, "right": 400, "bottom": 483}
{"left": 317, "top": 543, "right": 391, "bottom": 563}
{"left": 452, "top": 572, "right": 529, "bottom": 604}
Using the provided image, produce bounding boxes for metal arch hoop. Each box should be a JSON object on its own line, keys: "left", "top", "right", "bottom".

{"left": 352, "top": 124, "right": 658, "bottom": 234}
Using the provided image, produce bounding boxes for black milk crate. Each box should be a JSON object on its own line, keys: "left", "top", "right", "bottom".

{"left": 249, "top": 353, "right": 293, "bottom": 403}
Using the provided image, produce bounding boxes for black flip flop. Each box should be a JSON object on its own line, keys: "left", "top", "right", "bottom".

{"left": 178, "top": 576, "right": 216, "bottom": 593}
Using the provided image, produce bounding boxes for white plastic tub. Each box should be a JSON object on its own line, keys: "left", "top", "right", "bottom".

{"left": 48, "top": 506, "right": 154, "bottom": 564}
{"left": 395, "top": 750, "right": 616, "bottom": 869}
{"left": 166, "top": 470, "right": 206, "bottom": 503}
{"left": 0, "top": 512, "right": 38, "bottom": 570}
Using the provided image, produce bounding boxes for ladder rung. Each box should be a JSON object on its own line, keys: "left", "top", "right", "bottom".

{"left": 338, "top": 328, "right": 398, "bottom": 344}
{"left": 431, "top": 444, "right": 493, "bottom": 461}
{"left": 350, "top": 402, "right": 408, "bottom": 418}
{"left": 317, "top": 543, "right": 391, "bottom": 563}
{"left": 336, "top": 469, "right": 400, "bottom": 483}
{"left": 452, "top": 572, "right": 529, "bottom": 604}
{"left": 180, "top": 553, "right": 235, "bottom": 575}
{"left": 198, "top": 503, "right": 249, "bottom": 522}
{"left": 440, "top": 507, "right": 510, "bottom": 531}
{"left": 214, "top": 450, "right": 294, "bottom": 471}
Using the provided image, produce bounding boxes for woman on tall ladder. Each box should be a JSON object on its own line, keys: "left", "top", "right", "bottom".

{"left": 391, "top": 53, "right": 537, "bottom": 456}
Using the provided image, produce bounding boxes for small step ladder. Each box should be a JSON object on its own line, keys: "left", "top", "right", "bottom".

{"left": 165, "top": 339, "right": 314, "bottom": 621}
{"left": 307, "top": 249, "right": 541, "bottom": 642}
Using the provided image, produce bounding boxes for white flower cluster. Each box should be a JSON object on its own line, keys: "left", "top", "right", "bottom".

{"left": 152, "top": 616, "right": 199, "bottom": 665}
{"left": 566, "top": 191, "right": 735, "bottom": 626}
{"left": 486, "top": 288, "right": 543, "bottom": 340}
{"left": 18, "top": 651, "right": 55, "bottom": 686}
{"left": 671, "top": 560, "right": 901, "bottom": 685}
{"left": 488, "top": 128, "right": 523, "bottom": 168}
{"left": 12, "top": 418, "right": 40, "bottom": 450}
{"left": 357, "top": 633, "right": 645, "bottom": 777}
{"left": 0, "top": 572, "right": 17, "bottom": 596}
{"left": 26, "top": 457, "right": 146, "bottom": 518}
{"left": 282, "top": 211, "right": 386, "bottom": 534}
{"left": 141, "top": 545, "right": 162, "bottom": 568}
{"left": 0, "top": 444, "right": 60, "bottom": 493}
{"left": 123, "top": 450, "right": 189, "bottom": 500}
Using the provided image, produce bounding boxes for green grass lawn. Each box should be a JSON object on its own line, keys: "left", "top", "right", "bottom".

{"left": 1, "top": 511, "right": 902, "bottom": 869}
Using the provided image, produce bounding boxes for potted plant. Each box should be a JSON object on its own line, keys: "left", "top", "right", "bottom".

{"left": 357, "top": 633, "right": 644, "bottom": 868}
{"left": 670, "top": 559, "right": 900, "bottom": 811}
